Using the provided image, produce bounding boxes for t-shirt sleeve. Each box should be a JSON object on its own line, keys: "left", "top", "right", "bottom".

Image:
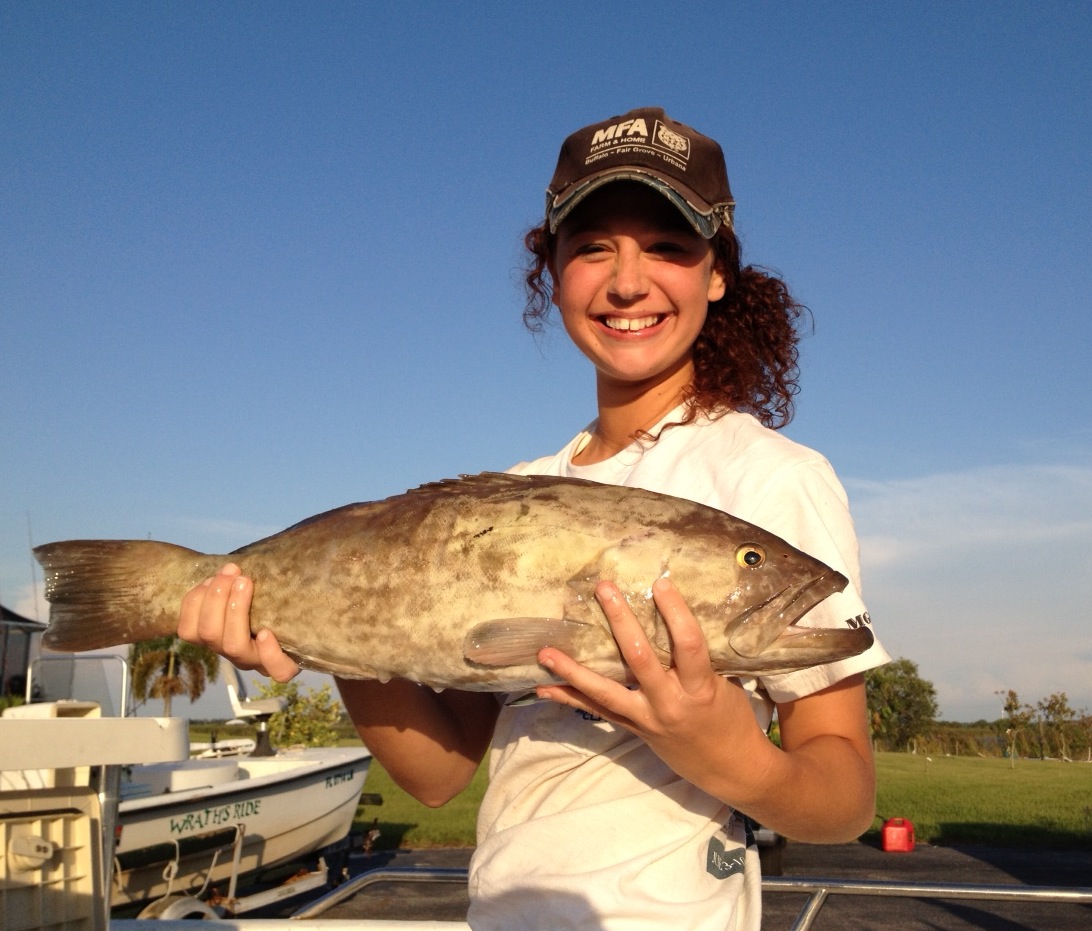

{"left": 739, "top": 457, "right": 890, "bottom": 703}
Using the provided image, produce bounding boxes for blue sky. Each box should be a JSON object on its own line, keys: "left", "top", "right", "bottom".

{"left": 2, "top": 1, "right": 1090, "bottom": 723}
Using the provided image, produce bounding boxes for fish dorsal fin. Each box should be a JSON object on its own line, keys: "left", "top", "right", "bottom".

{"left": 245, "top": 473, "right": 608, "bottom": 549}
{"left": 405, "top": 472, "right": 611, "bottom": 506}
{"left": 464, "top": 618, "right": 594, "bottom": 667}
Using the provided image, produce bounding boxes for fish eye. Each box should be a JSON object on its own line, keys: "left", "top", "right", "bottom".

{"left": 736, "top": 544, "right": 766, "bottom": 569}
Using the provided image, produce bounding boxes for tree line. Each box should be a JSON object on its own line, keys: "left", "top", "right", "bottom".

{"left": 866, "top": 658, "right": 1092, "bottom": 761}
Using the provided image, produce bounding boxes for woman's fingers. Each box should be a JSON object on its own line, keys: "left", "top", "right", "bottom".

{"left": 255, "top": 628, "right": 302, "bottom": 682}
{"left": 535, "top": 577, "right": 721, "bottom": 729}
{"left": 596, "top": 577, "right": 715, "bottom": 697}
{"left": 177, "top": 563, "right": 300, "bottom": 680}
{"left": 534, "top": 580, "right": 672, "bottom": 724}
{"left": 536, "top": 580, "right": 665, "bottom": 721}
{"left": 215, "top": 567, "right": 255, "bottom": 659}
{"left": 536, "top": 644, "right": 632, "bottom": 722}
{"left": 649, "top": 577, "right": 715, "bottom": 692}
{"left": 596, "top": 580, "right": 668, "bottom": 680}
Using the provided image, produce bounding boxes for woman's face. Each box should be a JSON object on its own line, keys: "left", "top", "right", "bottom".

{"left": 550, "top": 182, "right": 725, "bottom": 399}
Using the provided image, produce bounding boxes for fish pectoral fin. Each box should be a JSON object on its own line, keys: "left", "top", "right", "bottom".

{"left": 464, "top": 618, "right": 592, "bottom": 667}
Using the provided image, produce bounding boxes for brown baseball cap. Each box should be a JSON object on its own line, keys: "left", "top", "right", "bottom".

{"left": 545, "top": 107, "right": 735, "bottom": 239}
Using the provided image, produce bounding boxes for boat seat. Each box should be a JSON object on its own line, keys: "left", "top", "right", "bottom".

{"left": 221, "top": 664, "right": 286, "bottom": 756}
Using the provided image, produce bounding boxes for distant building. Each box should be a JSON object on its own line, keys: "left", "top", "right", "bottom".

{"left": 1, "top": 604, "right": 46, "bottom": 698}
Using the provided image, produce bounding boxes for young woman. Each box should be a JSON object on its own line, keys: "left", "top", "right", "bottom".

{"left": 180, "top": 107, "right": 889, "bottom": 930}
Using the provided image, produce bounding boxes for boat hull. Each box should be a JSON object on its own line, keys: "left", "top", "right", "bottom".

{"left": 112, "top": 745, "right": 370, "bottom": 908}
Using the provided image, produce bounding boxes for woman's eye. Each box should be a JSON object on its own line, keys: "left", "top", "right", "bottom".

{"left": 649, "top": 240, "right": 690, "bottom": 256}
{"left": 577, "top": 243, "right": 605, "bottom": 253}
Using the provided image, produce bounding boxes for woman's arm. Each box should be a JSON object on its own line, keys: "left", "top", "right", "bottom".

{"left": 337, "top": 677, "right": 498, "bottom": 807}
{"left": 535, "top": 577, "right": 875, "bottom": 843}
{"left": 178, "top": 563, "right": 499, "bottom": 807}
{"left": 763, "top": 675, "right": 875, "bottom": 841}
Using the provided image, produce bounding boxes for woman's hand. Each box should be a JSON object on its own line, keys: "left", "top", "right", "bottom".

{"left": 535, "top": 576, "right": 876, "bottom": 841}
{"left": 534, "top": 577, "right": 766, "bottom": 793}
{"left": 177, "top": 565, "right": 494, "bottom": 807}
{"left": 178, "top": 563, "right": 301, "bottom": 683}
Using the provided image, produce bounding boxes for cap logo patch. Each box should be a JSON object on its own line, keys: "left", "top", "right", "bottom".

{"left": 585, "top": 118, "right": 691, "bottom": 175}
{"left": 590, "top": 118, "right": 649, "bottom": 148}
{"left": 654, "top": 122, "right": 690, "bottom": 158}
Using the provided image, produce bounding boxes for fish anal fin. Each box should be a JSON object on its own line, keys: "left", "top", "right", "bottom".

{"left": 464, "top": 618, "right": 593, "bottom": 667}
{"left": 505, "top": 691, "right": 546, "bottom": 707}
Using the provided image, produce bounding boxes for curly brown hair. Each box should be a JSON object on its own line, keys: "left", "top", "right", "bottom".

{"left": 521, "top": 222, "right": 809, "bottom": 429}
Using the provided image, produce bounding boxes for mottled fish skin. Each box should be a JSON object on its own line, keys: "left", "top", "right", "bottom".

{"left": 34, "top": 473, "right": 873, "bottom": 690}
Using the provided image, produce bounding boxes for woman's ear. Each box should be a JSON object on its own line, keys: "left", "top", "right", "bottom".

{"left": 707, "top": 260, "right": 727, "bottom": 303}
{"left": 547, "top": 259, "right": 561, "bottom": 307}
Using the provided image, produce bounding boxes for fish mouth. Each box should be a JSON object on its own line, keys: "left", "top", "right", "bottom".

{"left": 728, "top": 570, "right": 849, "bottom": 657}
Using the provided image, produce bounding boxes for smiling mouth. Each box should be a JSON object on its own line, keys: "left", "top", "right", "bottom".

{"left": 600, "top": 314, "right": 665, "bottom": 332}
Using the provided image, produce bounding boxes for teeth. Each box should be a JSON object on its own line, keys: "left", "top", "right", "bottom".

{"left": 603, "top": 315, "right": 661, "bottom": 331}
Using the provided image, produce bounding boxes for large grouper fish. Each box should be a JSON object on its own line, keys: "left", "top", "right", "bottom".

{"left": 35, "top": 472, "right": 872, "bottom": 690}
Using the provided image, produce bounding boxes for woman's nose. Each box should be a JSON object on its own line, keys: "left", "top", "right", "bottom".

{"left": 608, "top": 244, "right": 649, "bottom": 301}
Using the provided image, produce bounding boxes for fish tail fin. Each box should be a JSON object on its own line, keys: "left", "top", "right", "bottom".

{"left": 34, "top": 540, "right": 206, "bottom": 652}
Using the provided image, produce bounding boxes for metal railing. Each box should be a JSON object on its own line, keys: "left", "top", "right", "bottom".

{"left": 293, "top": 867, "right": 471, "bottom": 919}
{"left": 763, "top": 874, "right": 1092, "bottom": 930}
{"left": 289, "top": 866, "right": 1092, "bottom": 930}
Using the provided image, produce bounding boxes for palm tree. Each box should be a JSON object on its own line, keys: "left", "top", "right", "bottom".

{"left": 129, "top": 635, "right": 220, "bottom": 716}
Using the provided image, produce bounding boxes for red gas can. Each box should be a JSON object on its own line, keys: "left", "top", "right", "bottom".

{"left": 882, "top": 817, "right": 915, "bottom": 852}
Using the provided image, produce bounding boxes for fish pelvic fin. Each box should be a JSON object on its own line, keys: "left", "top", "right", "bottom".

{"left": 33, "top": 539, "right": 207, "bottom": 652}
{"left": 463, "top": 618, "right": 593, "bottom": 667}
{"left": 504, "top": 691, "right": 547, "bottom": 707}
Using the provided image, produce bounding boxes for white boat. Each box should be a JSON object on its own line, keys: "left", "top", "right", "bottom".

{"left": 113, "top": 743, "right": 370, "bottom": 912}
{"left": 4, "top": 653, "right": 373, "bottom": 920}
{"left": 110, "top": 662, "right": 372, "bottom": 913}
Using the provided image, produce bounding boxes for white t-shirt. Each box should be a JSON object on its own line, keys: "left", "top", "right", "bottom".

{"left": 466, "top": 408, "right": 889, "bottom": 930}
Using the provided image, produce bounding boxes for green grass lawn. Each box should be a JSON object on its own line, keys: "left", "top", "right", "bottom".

{"left": 870, "top": 752, "right": 1092, "bottom": 848}
{"left": 354, "top": 756, "right": 487, "bottom": 849}
{"left": 353, "top": 751, "right": 1092, "bottom": 850}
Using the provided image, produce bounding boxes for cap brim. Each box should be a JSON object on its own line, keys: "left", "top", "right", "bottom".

{"left": 547, "top": 170, "right": 732, "bottom": 239}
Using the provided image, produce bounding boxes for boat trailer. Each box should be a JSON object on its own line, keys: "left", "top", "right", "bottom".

{"left": 106, "top": 862, "right": 1092, "bottom": 929}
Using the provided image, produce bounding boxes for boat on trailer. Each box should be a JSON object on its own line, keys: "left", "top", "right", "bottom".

{"left": 113, "top": 743, "right": 370, "bottom": 914}
{"left": 3, "top": 654, "right": 372, "bottom": 920}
